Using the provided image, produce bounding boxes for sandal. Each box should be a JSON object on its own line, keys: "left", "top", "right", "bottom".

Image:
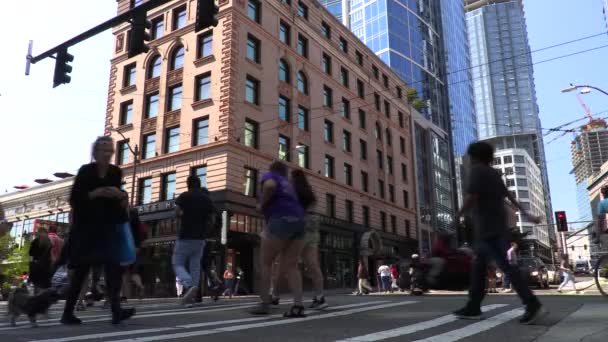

{"left": 283, "top": 305, "right": 306, "bottom": 318}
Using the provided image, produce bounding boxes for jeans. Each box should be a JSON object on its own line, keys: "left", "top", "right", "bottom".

{"left": 172, "top": 240, "right": 205, "bottom": 289}
{"left": 558, "top": 272, "right": 576, "bottom": 291}
{"left": 467, "top": 238, "right": 538, "bottom": 310}
{"left": 381, "top": 276, "right": 391, "bottom": 292}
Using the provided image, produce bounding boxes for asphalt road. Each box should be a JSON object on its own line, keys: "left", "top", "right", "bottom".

{"left": 1, "top": 289, "right": 607, "bottom": 342}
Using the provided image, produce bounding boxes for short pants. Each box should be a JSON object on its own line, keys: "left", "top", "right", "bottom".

{"left": 265, "top": 216, "right": 306, "bottom": 240}
{"left": 303, "top": 216, "right": 320, "bottom": 248}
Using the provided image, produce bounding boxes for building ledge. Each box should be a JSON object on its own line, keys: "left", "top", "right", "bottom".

{"left": 194, "top": 55, "right": 215, "bottom": 67}
{"left": 192, "top": 98, "right": 213, "bottom": 111}
{"left": 120, "top": 85, "right": 136, "bottom": 95}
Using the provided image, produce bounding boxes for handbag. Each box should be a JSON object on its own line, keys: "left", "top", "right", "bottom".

{"left": 116, "top": 222, "right": 136, "bottom": 266}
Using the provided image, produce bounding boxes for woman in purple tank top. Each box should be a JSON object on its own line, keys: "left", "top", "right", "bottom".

{"left": 250, "top": 162, "right": 307, "bottom": 317}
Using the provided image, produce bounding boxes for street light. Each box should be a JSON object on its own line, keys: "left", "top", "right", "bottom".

{"left": 562, "top": 83, "right": 608, "bottom": 97}
{"left": 109, "top": 127, "right": 139, "bottom": 207}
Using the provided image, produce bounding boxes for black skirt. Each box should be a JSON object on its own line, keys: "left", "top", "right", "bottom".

{"left": 67, "top": 223, "right": 119, "bottom": 266}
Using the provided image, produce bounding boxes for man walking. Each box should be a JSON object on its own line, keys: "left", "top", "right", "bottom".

{"left": 454, "top": 142, "right": 545, "bottom": 324}
{"left": 502, "top": 242, "right": 518, "bottom": 293}
{"left": 173, "top": 175, "right": 215, "bottom": 305}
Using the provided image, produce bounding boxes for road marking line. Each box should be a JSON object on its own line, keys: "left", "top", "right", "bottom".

{"left": 413, "top": 308, "right": 524, "bottom": 342}
{"left": 27, "top": 301, "right": 390, "bottom": 342}
{"left": 107, "top": 301, "right": 419, "bottom": 342}
{"left": 0, "top": 302, "right": 259, "bottom": 331}
{"left": 334, "top": 304, "right": 509, "bottom": 342}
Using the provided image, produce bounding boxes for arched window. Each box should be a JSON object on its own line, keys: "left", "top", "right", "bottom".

{"left": 297, "top": 71, "right": 308, "bottom": 95}
{"left": 375, "top": 122, "right": 382, "bottom": 141}
{"left": 147, "top": 55, "right": 162, "bottom": 79}
{"left": 385, "top": 128, "right": 392, "bottom": 146}
{"left": 279, "top": 59, "right": 290, "bottom": 83}
{"left": 170, "top": 46, "right": 185, "bottom": 70}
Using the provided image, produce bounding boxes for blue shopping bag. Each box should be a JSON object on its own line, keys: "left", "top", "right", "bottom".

{"left": 116, "top": 222, "right": 136, "bottom": 266}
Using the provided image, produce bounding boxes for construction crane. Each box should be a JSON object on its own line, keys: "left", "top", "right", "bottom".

{"left": 577, "top": 93, "right": 606, "bottom": 131}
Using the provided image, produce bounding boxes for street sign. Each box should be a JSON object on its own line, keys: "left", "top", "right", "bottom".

{"left": 221, "top": 210, "right": 228, "bottom": 245}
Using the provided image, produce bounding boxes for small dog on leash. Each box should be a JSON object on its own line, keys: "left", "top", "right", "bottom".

{"left": 7, "top": 287, "right": 60, "bottom": 327}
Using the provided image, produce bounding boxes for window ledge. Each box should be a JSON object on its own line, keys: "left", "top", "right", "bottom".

{"left": 120, "top": 85, "right": 136, "bottom": 95}
{"left": 246, "top": 59, "right": 263, "bottom": 70}
{"left": 194, "top": 55, "right": 215, "bottom": 67}
{"left": 192, "top": 98, "right": 213, "bottom": 110}
{"left": 245, "top": 102, "right": 262, "bottom": 111}
{"left": 116, "top": 123, "right": 134, "bottom": 133}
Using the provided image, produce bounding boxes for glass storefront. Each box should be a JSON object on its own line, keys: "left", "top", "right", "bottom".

{"left": 319, "top": 231, "right": 355, "bottom": 289}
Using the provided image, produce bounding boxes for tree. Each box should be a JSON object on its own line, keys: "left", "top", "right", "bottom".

{"left": 412, "top": 99, "right": 428, "bottom": 112}
{"left": 406, "top": 88, "right": 418, "bottom": 104}
{"left": 1, "top": 240, "right": 30, "bottom": 290}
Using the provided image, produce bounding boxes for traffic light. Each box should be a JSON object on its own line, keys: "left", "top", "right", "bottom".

{"left": 53, "top": 48, "right": 74, "bottom": 88}
{"left": 196, "top": 0, "right": 219, "bottom": 32}
{"left": 555, "top": 211, "right": 568, "bottom": 232}
{"left": 128, "top": 10, "right": 151, "bottom": 58}
{"left": 571, "top": 246, "right": 575, "bottom": 251}
{"left": 584, "top": 244, "right": 588, "bottom": 250}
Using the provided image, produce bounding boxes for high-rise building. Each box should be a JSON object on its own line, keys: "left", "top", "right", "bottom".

{"left": 105, "top": 0, "right": 419, "bottom": 294}
{"left": 465, "top": 0, "right": 554, "bottom": 258}
{"left": 603, "top": 0, "right": 608, "bottom": 31}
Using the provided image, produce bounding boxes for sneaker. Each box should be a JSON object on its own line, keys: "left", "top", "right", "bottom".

{"left": 60, "top": 314, "right": 82, "bottom": 325}
{"left": 520, "top": 302, "right": 546, "bottom": 325}
{"left": 502, "top": 289, "right": 513, "bottom": 293}
{"left": 112, "top": 308, "right": 136, "bottom": 325}
{"left": 271, "top": 296, "right": 280, "bottom": 306}
{"left": 181, "top": 286, "right": 198, "bottom": 305}
{"left": 309, "top": 296, "right": 329, "bottom": 310}
{"left": 453, "top": 307, "right": 483, "bottom": 320}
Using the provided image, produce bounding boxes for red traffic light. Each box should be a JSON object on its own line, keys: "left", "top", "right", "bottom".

{"left": 555, "top": 211, "right": 568, "bottom": 232}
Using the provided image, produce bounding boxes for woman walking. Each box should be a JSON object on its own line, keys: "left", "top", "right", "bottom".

{"left": 61, "top": 136, "right": 135, "bottom": 325}
{"left": 557, "top": 254, "right": 578, "bottom": 293}
{"left": 251, "top": 162, "right": 307, "bottom": 317}
{"left": 223, "top": 264, "right": 235, "bottom": 298}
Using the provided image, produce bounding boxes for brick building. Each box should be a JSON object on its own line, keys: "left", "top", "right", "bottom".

{"left": 107, "top": 0, "right": 421, "bottom": 295}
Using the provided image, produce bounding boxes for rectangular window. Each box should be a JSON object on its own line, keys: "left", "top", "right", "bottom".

{"left": 197, "top": 32, "right": 213, "bottom": 58}
{"left": 517, "top": 178, "right": 528, "bottom": 186}
{"left": 138, "top": 178, "right": 153, "bottom": 205}
{"left": 297, "top": 144, "right": 309, "bottom": 168}
{"left": 387, "top": 156, "right": 393, "bottom": 174}
{"left": 195, "top": 73, "right": 211, "bottom": 101}
{"left": 119, "top": 101, "right": 133, "bottom": 126}
{"left": 372, "top": 65, "right": 379, "bottom": 79}
{"left": 326, "top": 194, "right": 336, "bottom": 218}
{"left": 405, "top": 220, "right": 411, "bottom": 238}
{"left": 345, "top": 200, "right": 354, "bottom": 223}
{"left": 356, "top": 50, "right": 363, "bottom": 66}
{"left": 341, "top": 98, "right": 350, "bottom": 119}
{"left": 323, "top": 86, "right": 333, "bottom": 108}
{"left": 403, "top": 190, "right": 409, "bottom": 208}
{"left": 357, "top": 79, "right": 365, "bottom": 98}
{"left": 168, "top": 84, "right": 183, "bottom": 111}
{"left": 279, "top": 95, "right": 291, "bottom": 122}
{"left": 173, "top": 6, "right": 187, "bottom": 30}
{"left": 193, "top": 117, "right": 209, "bottom": 146}
{"left": 321, "top": 21, "right": 331, "bottom": 38}
{"left": 398, "top": 111, "right": 404, "bottom": 128}
{"left": 362, "top": 205, "right": 370, "bottom": 226}
{"left": 297, "top": 34, "right": 308, "bottom": 58}
{"left": 378, "top": 179, "right": 385, "bottom": 199}
{"left": 400, "top": 137, "right": 406, "bottom": 154}
{"left": 503, "top": 156, "right": 513, "bottom": 164}
{"left": 324, "top": 120, "right": 334, "bottom": 143}
{"left": 248, "top": 0, "right": 261, "bottom": 23}
{"left": 518, "top": 190, "right": 529, "bottom": 199}
{"left": 281, "top": 0, "right": 291, "bottom": 5}
{"left": 382, "top": 74, "right": 389, "bottom": 88}
{"left": 377, "top": 150, "right": 383, "bottom": 169}
{"left": 152, "top": 16, "right": 164, "bottom": 40}
{"left": 374, "top": 93, "right": 381, "bottom": 111}
{"left": 278, "top": 135, "right": 291, "bottom": 161}
{"left": 297, "top": 1, "right": 308, "bottom": 19}
{"left": 359, "top": 109, "right": 366, "bottom": 129}
{"left": 339, "top": 37, "right": 348, "bottom": 53}
{"left": 279, "top": 21, "right": 290, "bottom": 45}
{"left": 396, "top": 87, "right": 402, "bottom": 99}
{"left": 161, "top": 173, "right": 177, "bottom": 201}
{"left": 344, "top": 163, "right": 353, "bottom": 186}
{"left": 145, "top": 92, "right": 159, "bottom": 118}
{"left": 342, "top": 130, "right": 352, "bottom": 152}
{"left": 297, "top": 106, "right": 309, "bottom": 131}
{"left": 143, "top": 133, "right": 156, "bottom": 159}
{"left": 361, "top": 171, "right": 369, "bottom": 192}
{"left": 192, "top": 165, "right": 208, "bottom": 188}
{"left": 117, "top": 141, "right": 130, "bottom": 165}
{"left": 401, "top": 163, "right": 408, "bottom": 182}
{"left": 384, "top": 101, "right": 391, "bottom": 118}
{"left": 516, "top": 167, "right": 526, "bottom": 176}
{"left": 325, "top": 155, "right": 335, "bottom": 178}
{"left": 247, "top": 34, "right": 261, "bottom": 63}
{"left": 322, "top": 53, "right": 332, "bottom": 75}
{"left": 340, "top": 67, "right": 349, "bottom": 88}
{"left": 388, "top": 184, "right": 395, "bottom": 203}
{"left": 124, "top": 63, "right": 136, "bottom": 87}
{"left": 244, "top": 119, "right": 259, "bottom": 149}
{"left": 380, "top": 211, "right": 387, "bottom": 231}
{"left": 165, "top": 126, "right": 180, "bottom": 153}
{"left": 243, "top": 167, "right": 258, "bottom": 197}
{"left": 390, "top": 215, "right": 396, "bottom": 234}
{"left": 246, "top": 76, "right": 260, "bottom": 105}
{"left": 360, "top": 139, "right": 367, "bottom": 160}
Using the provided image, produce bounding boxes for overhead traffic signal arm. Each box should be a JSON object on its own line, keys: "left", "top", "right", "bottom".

{"left": 196, "top": 0, "right": 219, "bottom": 32}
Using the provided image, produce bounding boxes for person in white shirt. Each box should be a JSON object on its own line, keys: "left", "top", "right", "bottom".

{"left": 502, "top": 242, "right": 518, "bottom": 293}
{"left": 378, "top": 264, "right": 391, "bottom": 293}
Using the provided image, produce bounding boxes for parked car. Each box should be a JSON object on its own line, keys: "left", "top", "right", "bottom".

{"left": 518, "top": 258, "right": 550, "bottom": 288}
{"left": 574, "top": 260, "right": 590, "bottom": 275}
{"left": 545, "top": 265, "right": 561, "bottom": 285}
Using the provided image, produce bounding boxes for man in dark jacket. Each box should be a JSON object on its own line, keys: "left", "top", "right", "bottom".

{"left": 29, "top": 228, "right": 53, "bottom": 293}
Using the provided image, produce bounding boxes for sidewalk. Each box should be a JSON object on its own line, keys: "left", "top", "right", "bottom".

{"left": 536, "top": 303, "right": 608, "bottom": 342}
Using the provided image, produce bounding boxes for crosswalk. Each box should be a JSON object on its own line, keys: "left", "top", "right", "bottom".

{"left": 0, "top": 297, "right": 605, "bottom": 342}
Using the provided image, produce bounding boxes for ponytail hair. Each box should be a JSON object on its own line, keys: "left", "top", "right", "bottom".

{"left": 291, "top": 170, "right": 316, "bottom": 210}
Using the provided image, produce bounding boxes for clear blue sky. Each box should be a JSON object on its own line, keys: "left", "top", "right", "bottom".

{"left": 1, "top": 0, "right": 607, "bottom": 223}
